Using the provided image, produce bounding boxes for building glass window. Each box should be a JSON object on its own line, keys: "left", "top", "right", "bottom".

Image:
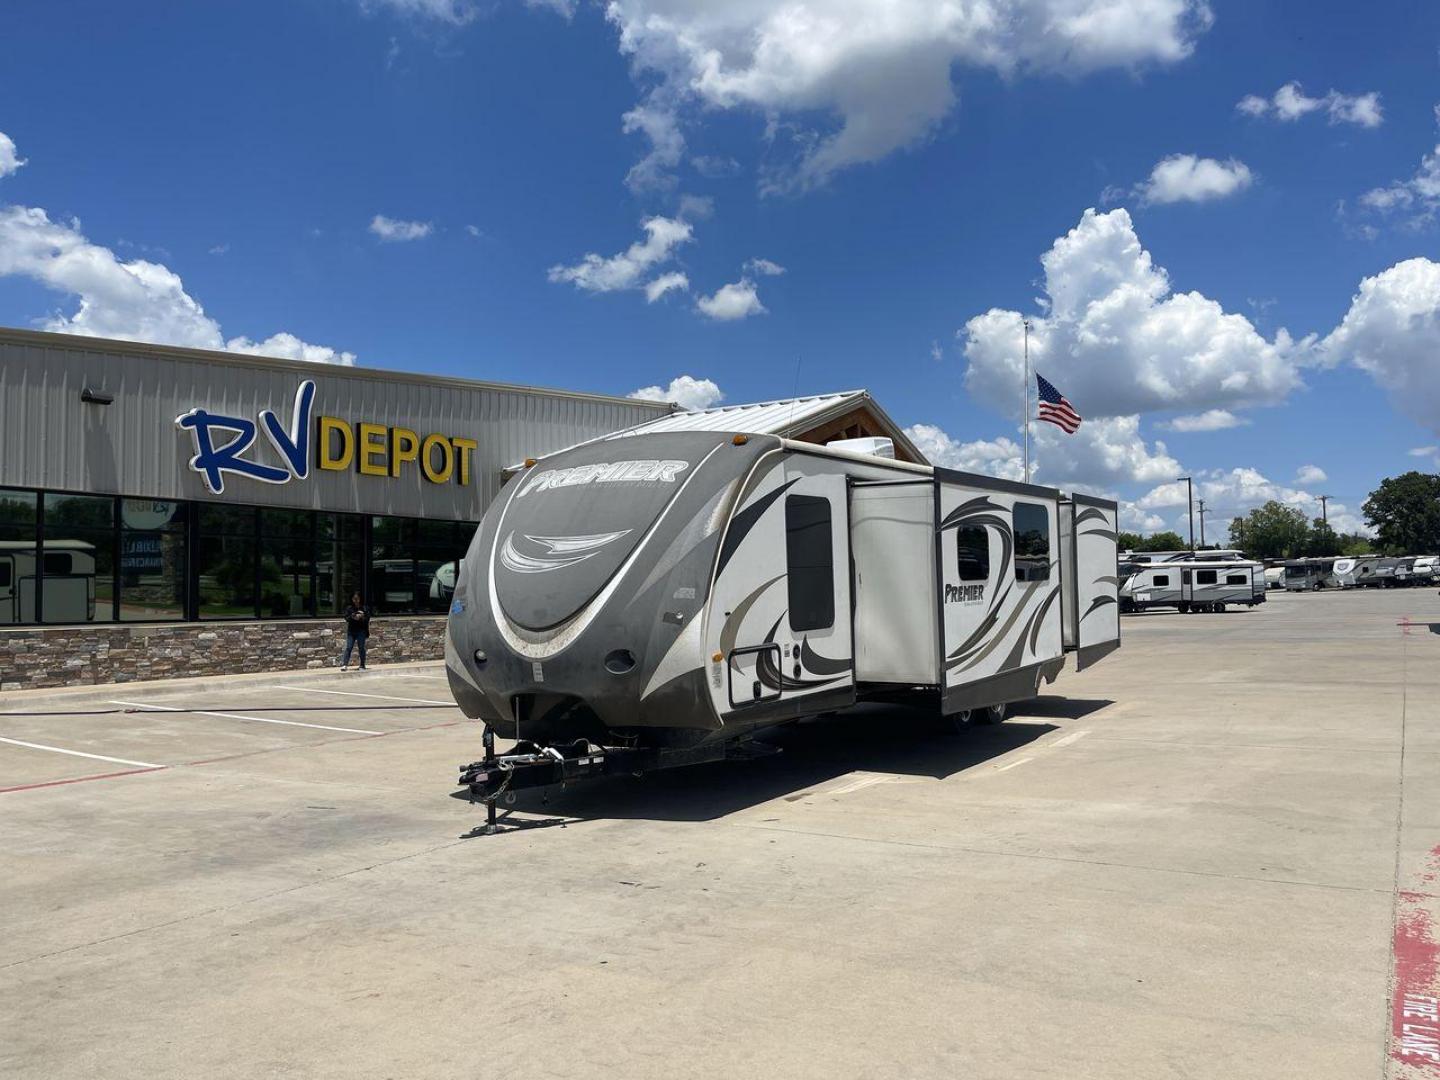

{"left": 416, "top": 519, "right": 469, "bottom": 613}
{"left": 370, "top": 515, "right": 418, "bottom": 614}
{"left": 1013, "top": 502, "right": 1051, "bottom": 582}
{"left": 197, "top": 504, "right": 257, "bottom": 619}
{"left": 0, "top": 488, "right": 38, "bottom": 625}
{"left": 120, "top": 499, "right": 187, "bottom": 621}
{"left": 259, "top": 508, "right": 315, "bottom": 618}
{"left": 317, "top": 513, "right": 365, "bottom": 616}
{"left": 42, "top": 492, "right": 116, "bottom": 623}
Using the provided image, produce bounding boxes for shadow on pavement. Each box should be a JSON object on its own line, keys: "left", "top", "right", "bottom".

{"left": 452, "top": 695, "right": 1115, "bottom": 835}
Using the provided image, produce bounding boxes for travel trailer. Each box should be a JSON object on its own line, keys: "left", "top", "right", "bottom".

{"left": 0, "top": 540, "right": 98, "bottom": 624}
{"left": 449, "top": 430, "right": 1122, "bottom": 814}
{"left": 1331, "top": 555, "right": 1380, "bottom": 588}
{"left": 1122, "top": 549, "right": 1247, "bottom": 565}
{"left": 1263, "top": 565, "right": 1285, "bottom": 590}
{"left": 1119, "top": 557, "right": 1264, "bottom": 613}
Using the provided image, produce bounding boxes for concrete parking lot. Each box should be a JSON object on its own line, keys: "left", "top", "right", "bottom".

{"left": 3, "top": 589, "right": 1440, "bottom": 1079}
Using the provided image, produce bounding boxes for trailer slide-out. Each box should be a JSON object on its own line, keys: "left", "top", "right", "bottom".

{"left": 445, "top": 431, "right": 1121, "bottom": 828}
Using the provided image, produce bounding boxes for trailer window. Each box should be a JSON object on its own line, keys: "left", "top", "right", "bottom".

{"left": 1013, "top": 502, "right": 1050, "bottom": 582}
{"left": 1227, "top": 574, "right": 1247, "bottom": 585}
{"left": 956, "top": 526, "right": 989, "bottom": 582}
{"left": 1152, "top": 574, "right": 1170, "bottom": 587}
{"left": 1196, "top": 569, "right": 1218, "bottom": 585}
{"left": 0, "top": 563, "right": 9, "bottom": 588}
{"left": 785, "top": 495, "right": 834, "bottom": 631}
{"left": 42, "top": 553, "right": 73, "bottom": 575}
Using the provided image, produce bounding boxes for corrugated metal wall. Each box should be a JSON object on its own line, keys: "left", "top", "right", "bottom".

{"left": 0, "top": 330, "right": 671, "bottom": 520}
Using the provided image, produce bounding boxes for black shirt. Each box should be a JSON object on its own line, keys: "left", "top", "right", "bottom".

{"left": 344, "top": 603, "right": 371, "bottom": 638}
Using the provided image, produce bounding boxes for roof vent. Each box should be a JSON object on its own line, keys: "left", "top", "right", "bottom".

{"left": 828, "top": 436, "right": 894, "bottom": 459}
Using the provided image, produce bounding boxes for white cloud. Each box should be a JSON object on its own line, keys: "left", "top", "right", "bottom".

{"left": 603, "top": 0, "right": 1212, "bottom": 190}
{"left": 676, "top": 193, "right": 714, "bottom": 220}
{"left": 1162, "top": 408, "right": 1246, "bottom": 432}
{"left": 695, "top": 277, "right": 766, "bottom": 321}
{"left": 930, "top": 339, "right": 943, "bottom": 362}
{"left": 226, "top": 333, "right": 357, "bottom": 366}
{"left": 1137, "top": 154, "right": 1253, "bottom": 205}
{"left": 962, "top": 208, "right": 1302, "bottom": 419}
{"left": 691, "top": 154, "right": 740, "bottom": 178}
{"left": 1357, "top": 113, "right": 1440, "bottom": 228}
{"left": 0, "top": 131, "right": 25, "bottom": 178}
{"left": 623, "top": 101, "right": 685, "bottom": 192}
{"left": 745, "top": 257, "right": 785, "bottom": 277}
{"left": 1237, "top": 82, "right": 1383, "bottom": 128}
{"left": 628, "top": 375, "right": 723, "bottom": 410}
{"left": 1319, "top": 257, "right": 1440, "bottom": 434}
{"left": 0, "top": 205, "right": 354, "bottom": 364}
{"left": 526, "top": 0, "right": 576, "bottom": 17}
{"left": 548, "top": 216, "right": 692, "bottom": 294}
{"left": 905, "top": 425, "right": 1023, "bottom": 481}
{"left": 1295, "top": 464, "right": 1327, "bottom": 485}
{"left": 1136, "top": 466, "right": 1366, "bottom": 537}
{"left": 368, "top": 214, "right": 433, "bottom": 242}
{"left": 644, "top": 271, "right": 689, "bottom": 302}
{"left": 208, "top": 243, "right": 230, "bottom": 256}
{"left": 465, "top": 224, "right": 481, "bottom": 237}
{"left": 360, "top": 0, "right": 478, "bottom": 24}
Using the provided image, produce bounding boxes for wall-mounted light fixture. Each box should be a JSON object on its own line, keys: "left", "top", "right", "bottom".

{"left": 80, "top": 387, "right": 114, "bottom": 405}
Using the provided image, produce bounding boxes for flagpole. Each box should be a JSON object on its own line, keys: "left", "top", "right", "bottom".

{"left": 1022, "top": 318, "right": 1031, "bottom": 485}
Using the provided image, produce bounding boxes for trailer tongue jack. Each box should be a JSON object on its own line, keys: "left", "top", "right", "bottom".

{"left": 457, "top": 727, "right": 736, "bottom": 835}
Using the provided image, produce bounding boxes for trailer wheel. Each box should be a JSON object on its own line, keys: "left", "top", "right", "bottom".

{"left": 975, "top": 702, "right": 1008, "bottom": 725}
{"left": 948, "top": 708, "right": 974, "bottom": 732}
{"left": 1215, "top": 603, "right": 1226, "bottom": 613}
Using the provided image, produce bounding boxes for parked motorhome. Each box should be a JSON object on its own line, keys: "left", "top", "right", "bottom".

{"left": 1282, "top": 558, "right": 1336, "bottom": 592}
{"left": 447, "top": 430, "right": 1121, "bottom": 789}
{"left": 0, "top": 540, "right": 98, "bottom": 624}
{"left": 1119, "top": 558, "right": 1264, "bottom": 613}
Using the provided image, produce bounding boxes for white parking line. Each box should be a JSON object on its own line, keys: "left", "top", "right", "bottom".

{"left": 993, "top": 757, "right": 1033, "bottom": 772}
{"left": 827, "top": 773, "right": 895, "bottom": 796}
{"left": 1051, "top": 729, "right": 1090, "bottom": 748}
{"left": 0, "top": 736, "right": 162, "bottom": 769}
{"left": 109, "top": 700, "right": 380, "bottom": 736}
{"left": 267, "top": 685, "right": 456, "bottom": 707}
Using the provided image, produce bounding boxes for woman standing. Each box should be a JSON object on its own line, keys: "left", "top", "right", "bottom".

{"left": 341, "top": 592, "right": 371, "bottom": 671}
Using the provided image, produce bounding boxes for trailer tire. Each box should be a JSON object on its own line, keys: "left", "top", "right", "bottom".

{"left": 948, "top": 708, "right": 974, "bottom": 732}
{"left": 975, "top": 702, "right": 1008, "bottom": 725}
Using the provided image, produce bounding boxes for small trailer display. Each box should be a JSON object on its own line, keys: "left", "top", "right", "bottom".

{"left": 445, "top": 430, "right": 1122, "bottom": 826}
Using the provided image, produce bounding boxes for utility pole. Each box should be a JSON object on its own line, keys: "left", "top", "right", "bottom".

{"left": 1197, "top": 499, "right": 1209, "bottom": 548}
{"left": 1177, "top": 475, "right": 1195, "bottom": 551}
{"left": 1318, "top": 494, "right": 1331, "bottom": 525}
{"left": 1021, "top": 318, "right": 1031, "bottom": 485}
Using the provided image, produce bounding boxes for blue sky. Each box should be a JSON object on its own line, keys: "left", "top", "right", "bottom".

{"left": 3, "top": 0, "right": 1440, "bottom": 536}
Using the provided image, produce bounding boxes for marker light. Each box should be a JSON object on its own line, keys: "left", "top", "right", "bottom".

{"left": 473, "top": 649, "right": 487, "bottom": 664}
{"left": 731, "top": 434, "right": 748, "bottom": 445}
{"left": 524, "top": 458, "right": 537, "bottom": 468}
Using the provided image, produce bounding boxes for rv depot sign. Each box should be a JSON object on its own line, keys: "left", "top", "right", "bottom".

{"left": 175, "top": 380, "right": 478, "bottom": 495}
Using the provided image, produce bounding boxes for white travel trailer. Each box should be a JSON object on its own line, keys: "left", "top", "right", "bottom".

{"left": 1122, "top": 549, "right": 1247, "bottom": 565}
{"left": 1263, "top": 565, "right": 1285, "bottom": 590}
{"left": 1119, "top": 558, "right": 1263, "bottom": 613}
{"left": 1331, "top": 555, "right": 1380, "bottom": 588}
{"left": 0, "top": 540, "right": 97, "bottom": 624}
{"left": 448, "top": 430, "right": 1121, "bottom": 817}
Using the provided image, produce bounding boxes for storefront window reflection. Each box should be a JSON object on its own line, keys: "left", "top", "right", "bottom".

{"left": 120, "top": 499, "right": 186, "bottom": 621}
{"left": 42, "top": 493, "right": 115, "bottom": 624}
{"left": 0, "top": 488, "right": 38, "bottom": 625}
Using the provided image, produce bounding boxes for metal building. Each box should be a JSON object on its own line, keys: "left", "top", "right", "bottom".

{"left": 0, "top": 327, "right": 674, "bottom": 626}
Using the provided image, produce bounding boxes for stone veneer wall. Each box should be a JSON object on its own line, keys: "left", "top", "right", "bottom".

{"left": 0, "top": 617, "right": 448, "bottom": 690}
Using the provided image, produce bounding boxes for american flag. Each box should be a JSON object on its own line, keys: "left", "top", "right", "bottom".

{"left": 1036, "top": 373, "right": 1082, "bottom": 434}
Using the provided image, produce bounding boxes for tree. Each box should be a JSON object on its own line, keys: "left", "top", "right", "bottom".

{"left": 1363, "top": 471, "right": 1440, "bottom": 554}
{"left": 1338, "top": 533, "right": 1373, "bottom": 556}
{"left": 1305, "top": 518, "right": 1341, "bottom": 557}
{"left": 1116, "top": 531, "right": 1144, "bottom": 552}
{"left": 1228, "top": 501, "right": 1310, "bottom": 560}
{"left": 1139, "top": 530, "right": 1187, "bottom": 551}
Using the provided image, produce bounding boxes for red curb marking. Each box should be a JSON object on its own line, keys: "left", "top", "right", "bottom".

{"left": 0, "top": 766, "right": 168, "bottom": 794}
{"left": 1394, "top": 848, "right": 1440, "bottom": 1070}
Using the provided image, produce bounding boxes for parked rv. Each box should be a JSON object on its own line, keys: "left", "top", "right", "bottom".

{"left": 449, "top": 431, "right": 1122, "bottom": 807}
{"left": 1282, "top": 558, "right": 1336, "bottom": 592}
{"left": 0, "top": 540, "right": 98, "bottom": 624}
{"left": 1331, "top": 555, "right": 1380, "bottom": 588}
{"left": 1119, "top": 557, "right": 1264, "bottom": 613}
{"left": 1263, "top": 565, "right": 1285, "bottom": 590}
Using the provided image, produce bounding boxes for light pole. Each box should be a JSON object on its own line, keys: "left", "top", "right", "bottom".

{"left": 1021, "top": 318, "right": 1031, "bottom": 485}
{"left": 1197, "top": 498, "right": 1209, "bottom": 549}
{"left": 1177, "top": 476, "right": 1194, "bottom": 551}
{"left": 1318, "top": 494, "right": 1331, "bottom": 525}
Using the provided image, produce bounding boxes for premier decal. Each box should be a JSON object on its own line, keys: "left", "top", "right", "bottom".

{"left": 517, "top": 459, "right": 688, "bottom": 498}
{"left": 945, "top": 583, "right": 986, "bottom": 604}
{"left": 499, "top": 530, "right": 632, "bottom": 574}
